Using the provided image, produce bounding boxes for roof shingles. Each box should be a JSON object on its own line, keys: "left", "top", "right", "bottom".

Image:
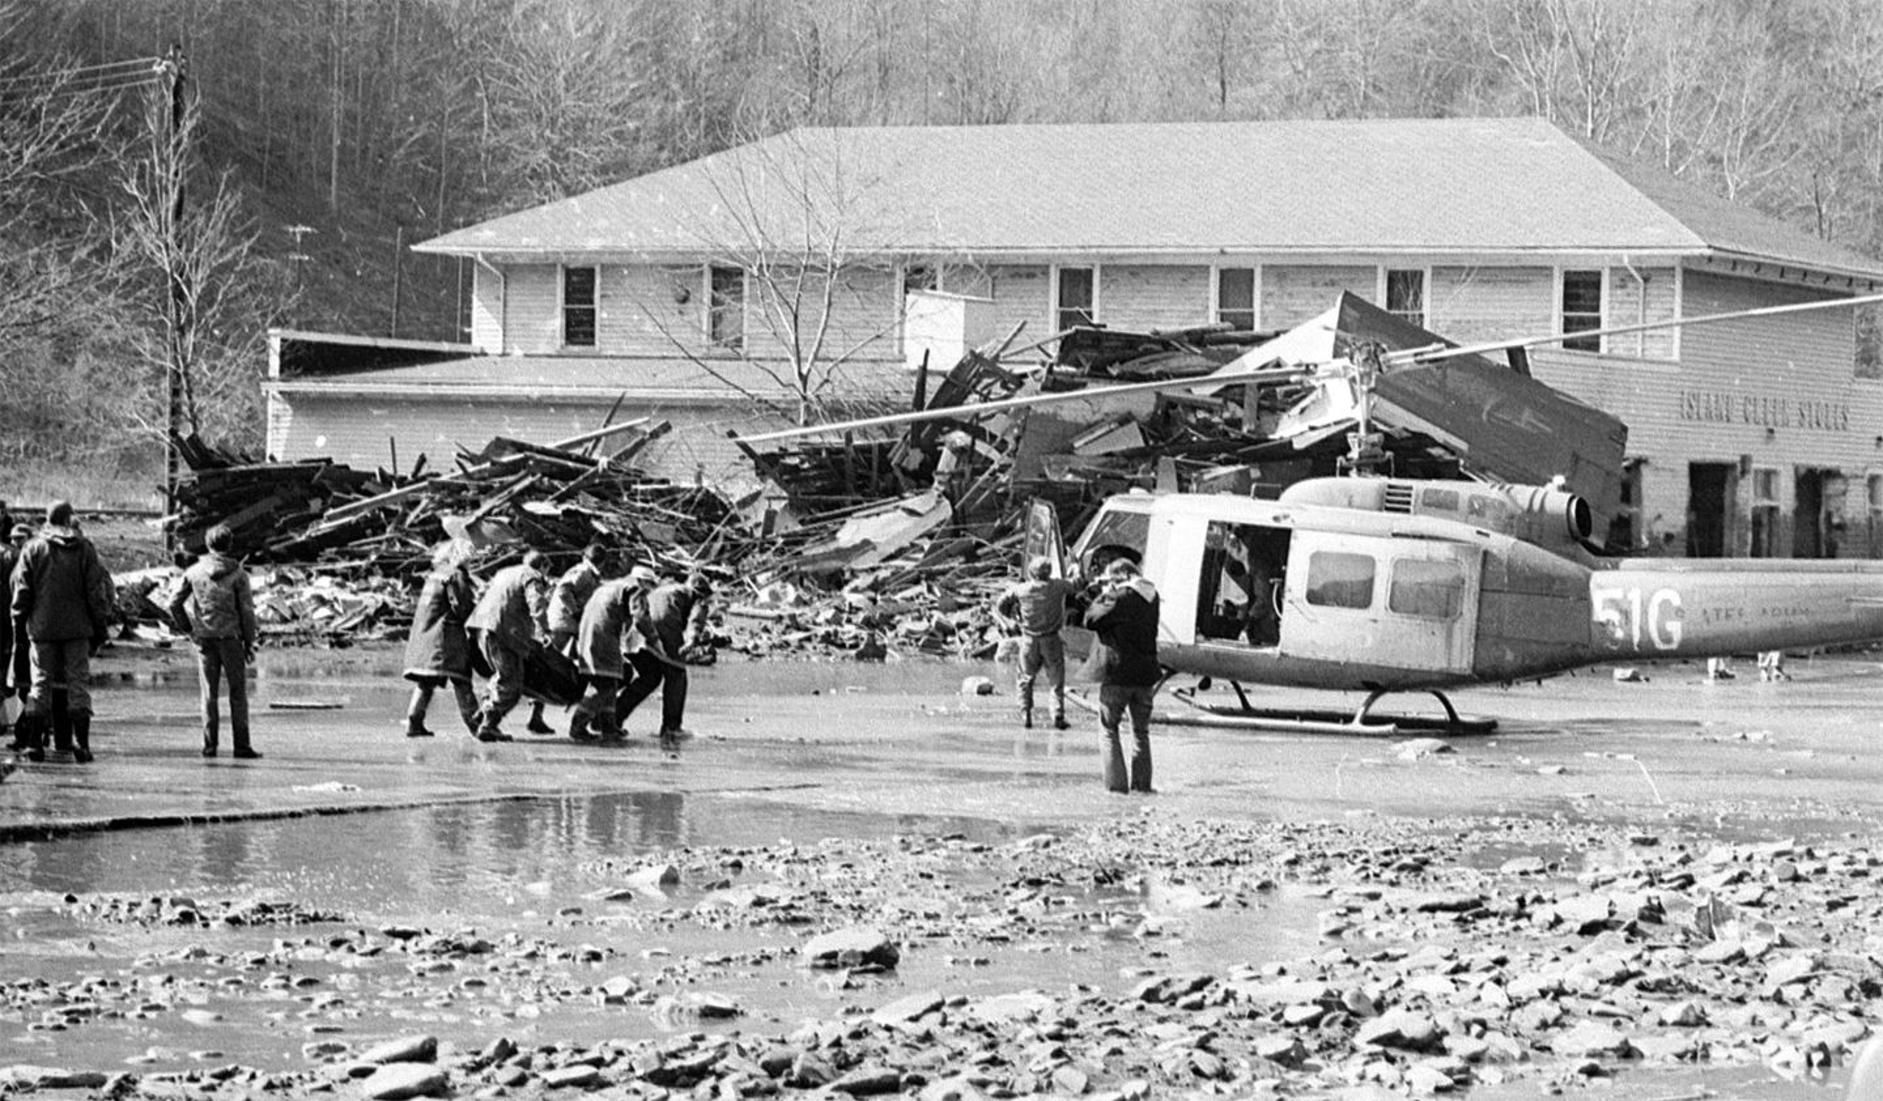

{"left": 416, "top": 117, "right": 1883, "bottom": 278}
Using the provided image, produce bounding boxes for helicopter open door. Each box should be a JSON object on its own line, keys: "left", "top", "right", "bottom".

{"left": 1281, "top": 533, "right": 1481, "bottom": 677}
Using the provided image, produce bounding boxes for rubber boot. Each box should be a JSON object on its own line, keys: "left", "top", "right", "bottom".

{"left": 18, "top": 713, "right": 45, "bottom": 762}
{"left": 71, "top": 711, "right": 92, "bottom": 764}
{"left": 51, "top": 690, "right": 72, "bottom": 754}
{"left": 525, "top": 700, "right": 554, "bottom": 735}
{"left": 1022, "top": 708, "right": 1034, "bottom": 730}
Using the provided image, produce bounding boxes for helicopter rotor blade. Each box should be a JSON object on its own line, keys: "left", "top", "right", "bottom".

{"left": 1389, "top": 289, "right": 1883, "bottom": 367}
{"left": 734, "top": 288, "right": 1883, "bottom": 445}
{"left": 731, "top": 360, "right": 1314, "bottom": 445}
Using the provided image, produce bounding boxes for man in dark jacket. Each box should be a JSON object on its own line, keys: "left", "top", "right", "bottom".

{"left": 11, "top": 502, "right": 113, "bottom": 763}
{"left": 168, "top": 524, "right": 260, "bottom": 760}
{"left": 1084, "top": 557, "right": 1161, "bottom": 794}
{"left": 617, "top": 570, "right": 711, "bottom": 746}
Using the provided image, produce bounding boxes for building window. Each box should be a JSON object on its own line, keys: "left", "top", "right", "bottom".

{"left": 904, "top": 264, "right": 937, "bottom": 295}
{"left": 708, "top": 265, "right": 744, "bottom": 351}
{"left": 1857, "top": 301, "right": 1882, "bottom": 380}
{"left": 1056, "top": 266, "right": 1095, "bottom": 331}
{"left": 1750, "top": 466, "right": 1781, "bottom": 558}
{"left": 1217, "top": 267, "right": 1256, "bottom": 331}
{"left": 1561, "top": 270, "right": 1604, "bottom": 352}
{"left": 1386, "top": 269, "right": 1425, "bottom": 329}
{"left": 562, "top": 266, "right": 597, "bottom": 347}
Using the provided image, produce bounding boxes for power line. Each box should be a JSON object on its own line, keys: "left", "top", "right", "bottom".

{"left": 0, "top": 56, "right": 165, "bottom": 96}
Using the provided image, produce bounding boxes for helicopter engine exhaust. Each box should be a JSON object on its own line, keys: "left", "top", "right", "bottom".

{"left": 1279, "top": 477, "right": 1594, "bottom": 554}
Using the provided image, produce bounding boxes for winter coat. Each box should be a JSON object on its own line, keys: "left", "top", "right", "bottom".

{"left": 547, "top": 561, "right": 603, "bottom": 636}
{"left": 1083, "top": 577, "right": 1162, "bottom": 687}
{"left": 466, "top": 562, "right": 548, "bottom": 652}
{"left": 168, "top": 552, "right": 258, "bottom": 644}
{"left": 404, "top": 564, "right": 475, "bottom": 682}
{"left": 573, "top": 578, "right": 642, "bottom": 679}
{"left": 642, "top": 582, "right": 709, "bottom": 656}
{"left": 996, "top": 577, "right": 1077, "bottom": 637}
{"left": 11, "top": 524, "right": 112, "bottom": 643}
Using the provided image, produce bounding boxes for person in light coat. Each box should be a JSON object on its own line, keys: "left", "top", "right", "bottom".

{"left": 401, "top": 540, "right": 479, "bottom": 738}
{"left": 465, "top": 549, "right": 550, "bottom": 743}
{"left": 566, "top": 568, "right": 655, "bottom": 741}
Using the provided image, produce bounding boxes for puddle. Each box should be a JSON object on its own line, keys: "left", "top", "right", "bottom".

{"left": 0, "top": 792, "right": 1327, "bottom": 1075}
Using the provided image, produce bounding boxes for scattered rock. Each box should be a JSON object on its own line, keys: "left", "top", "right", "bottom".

{"left": 802, "top": 926, "right": 900, "bottom": 970}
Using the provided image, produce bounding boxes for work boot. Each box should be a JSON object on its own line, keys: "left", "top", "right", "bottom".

{"left": 71, "top": 712, "right": 92, "bottom": 764}
{"left": 233, "top": 747, "right": 262, "bottom": 760}
{"left": 592, "top": 715, "right": 626, "bottom": 742}
{"left": 1053, "top": 713, "right": 1070, "bottom": 731}
{"left": 51, "top": 693, "right": 72, "bottom": 754}
{"left": 567, "top": 714, "right": 598, "bottom": 742}
{"left": 1022, "top": 708, "right": 1034, "bottom": 730}
{"left": 525, "top": 703, "right": 554, "bottom": 735}
{"left": 404, "top": 716, "right": 435, "bottom": 738}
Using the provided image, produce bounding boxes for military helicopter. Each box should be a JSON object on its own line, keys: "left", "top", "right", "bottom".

{"left": 739, "top": 290, "right": 1883, "bottom": 734}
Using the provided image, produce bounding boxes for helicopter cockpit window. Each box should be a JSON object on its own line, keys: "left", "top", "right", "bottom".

{"left": 1079, "top": 508, "right": 1150, "bottom": 577}
{"left": 1305, "top": 551, "right": 1374, "bottom": 610}
{"left": 1388, "top": 558, "right": 1465, "bottom": 619}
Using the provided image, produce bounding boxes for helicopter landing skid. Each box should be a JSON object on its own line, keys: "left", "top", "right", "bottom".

{"left": 1161, "top": 684, "right": 1496, "bottom": 737}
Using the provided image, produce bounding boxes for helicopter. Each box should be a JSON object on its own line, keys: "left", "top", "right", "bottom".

{"left": 737, "top": 289, "right": 1883, "bottom": 734}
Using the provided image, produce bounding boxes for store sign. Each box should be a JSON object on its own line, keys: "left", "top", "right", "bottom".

{"left": 1679, "top": 390, "right": 1850, "bottom": 431}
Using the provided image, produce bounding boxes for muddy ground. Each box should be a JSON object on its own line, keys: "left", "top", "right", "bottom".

{"left": 3, "top": 643, "right": 1883, "bottom": 1099}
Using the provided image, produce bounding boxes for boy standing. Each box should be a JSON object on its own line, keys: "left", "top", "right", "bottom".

{"left": 168, "top": 524, "right": 261, "bottom": 760}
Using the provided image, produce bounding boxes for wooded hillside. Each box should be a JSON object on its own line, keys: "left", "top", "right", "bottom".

{"left": 4, "top": 0, "right": 1882, "bottom": 494}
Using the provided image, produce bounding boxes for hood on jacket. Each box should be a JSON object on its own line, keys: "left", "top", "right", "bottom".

{"left": 201, "top": 551, "right": 244, "bottom": 580}
{"left": 41, "top": 524, "right": 82, "bottom": 546}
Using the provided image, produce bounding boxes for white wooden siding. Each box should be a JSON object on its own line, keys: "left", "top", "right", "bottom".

{"left": 986, "top": 265, "right": 1050, "bottom": 343}
{"left": 268, "top": 393, "right": 782, "bottom": 494}
{"left": 1428, "top": 266, "right": 1553, "bottom": 345}
{"left": 1604, "top": 267, "right": 1679, "bottom": 361}
{"left": 1104, "top": 265, "right": 1211, "bottom": 331}
{"left": 505, "top": 265, "right": 561, "bottom": 354}
{"left": 471, "top": 267, "right": 502, "bottom": 352}
{"left": 742, "top": 267, "right": 901, "bottom": 367}
{"left": 1261, "top": 265, "right": 1376, "bottom": 329}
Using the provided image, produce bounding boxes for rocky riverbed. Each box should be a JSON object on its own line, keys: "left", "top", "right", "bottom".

{"left": 5, "top": 811, "right": 1879, "bottom": 1099}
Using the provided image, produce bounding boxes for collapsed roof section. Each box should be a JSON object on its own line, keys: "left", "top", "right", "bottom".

{"left": 1205, "top": 293, "right": 1629, "bottom": 527}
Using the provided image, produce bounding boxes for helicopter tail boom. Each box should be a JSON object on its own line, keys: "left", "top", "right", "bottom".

{"left": 1591, "top": 560, "right": 1883, "bottom": 660}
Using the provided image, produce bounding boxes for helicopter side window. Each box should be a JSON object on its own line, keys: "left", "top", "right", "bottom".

{"left": 1305, "top": 551, "right": 1375, "bottom": 610}
{"left": 1388, "top": 558, "right": 1465, "bottom": 619}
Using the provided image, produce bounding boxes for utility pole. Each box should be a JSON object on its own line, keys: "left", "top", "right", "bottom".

{"left": 161, "top": 43, "right": 188, "bottom": 536}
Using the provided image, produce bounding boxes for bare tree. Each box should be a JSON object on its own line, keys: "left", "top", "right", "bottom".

{"left": 109, "top": 83, "right": 297, "bottom": 451}
{"left": 642, "top": 127, "right": 935, "bottom": 426}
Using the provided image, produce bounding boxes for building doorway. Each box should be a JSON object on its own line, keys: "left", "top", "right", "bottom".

{"left": 1687, "top": 462, "right": 1734, "bottom": 558}
{"left": 1793, "top": 468, "right": 1844, "bottom": 559}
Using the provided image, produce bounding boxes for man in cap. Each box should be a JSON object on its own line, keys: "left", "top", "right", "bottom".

{"left": 465, "top": 549, "right": 551, "bottom": 742}
{"left": 617, "top": 570, "right": 713, "bottom": 746}
{"left": 11, "top": 502, "right": 113, "bottom": 763}
{"left": 994, "top": 556, "right": 1079, "bottom": 730}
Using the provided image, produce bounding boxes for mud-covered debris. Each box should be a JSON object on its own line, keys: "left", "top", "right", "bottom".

{"left": 803, "top": 926, "right": 900, "bottom": 970}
